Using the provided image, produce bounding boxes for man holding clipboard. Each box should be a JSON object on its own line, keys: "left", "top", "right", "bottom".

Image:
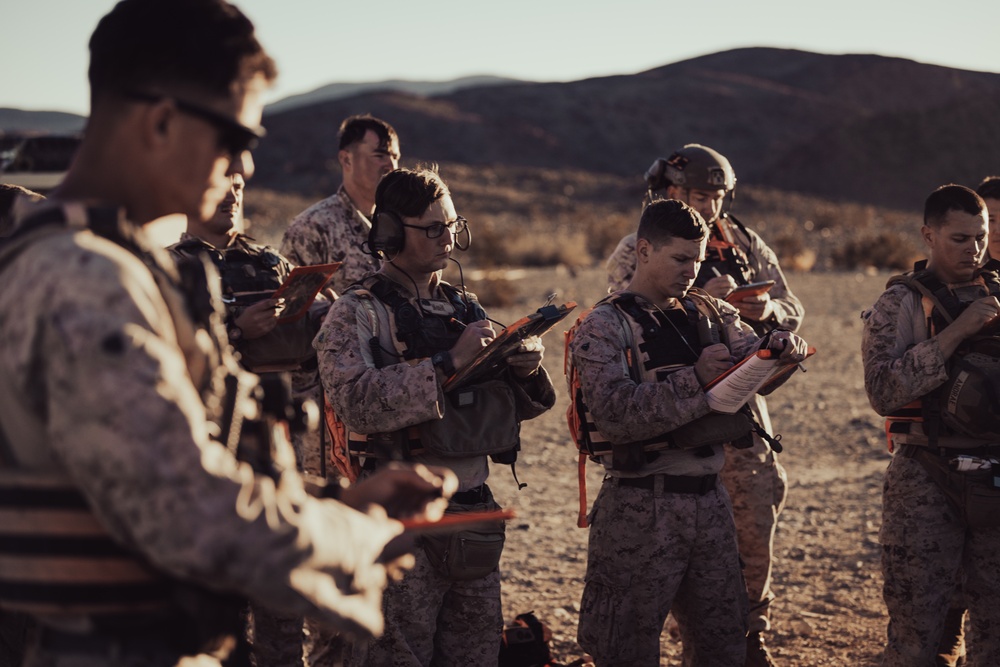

{"left": 317, "top": 167, "right": 556, "bottom": 666}
{"left": 606, "top": 145, "right": 804, "bottom": 666}
{"left": 574, "top": 199, "right": 809, "bottom": 665}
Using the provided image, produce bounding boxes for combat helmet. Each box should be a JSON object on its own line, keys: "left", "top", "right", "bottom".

{"left": 939, "top": 339, "right": 1000, "bottom": 440}
{"left": 644, "top": 144, "right": 737, "bottom": 193}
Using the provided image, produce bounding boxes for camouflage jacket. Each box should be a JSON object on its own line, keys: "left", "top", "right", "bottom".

{"left": 280, "top": 184, "right": 380, "bottom": 295}
{"left": 0, "top": 201, "right": 399, "bottom": 638}
{"left": 315, "top": 273, "right": 556, "bottom": 489}
{"left": 606, "top": 219, "right": 804, "bottom": 334}
{"left": 569, "top": 291, "right": 760, "bottom": 476}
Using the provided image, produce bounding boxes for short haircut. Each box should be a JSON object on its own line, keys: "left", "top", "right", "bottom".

{"left": 636, "top": 199, "right": 707, "bottom": 247}
{"left": 374, "top": 166, "right": 448, "bottom": 219}
{"left": 88, "top": 0, "right": 277, "bottom": 102}
{"left": 339, "top": 115, "right": 398, "bottom": 152}
{"left": 975, "top": 176, "right": 1000, "bottom": 201}
{"left": 924, "top": 184, "right": 985, "bottom": 228}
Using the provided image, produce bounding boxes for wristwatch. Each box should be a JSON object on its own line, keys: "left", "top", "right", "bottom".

{"left": 431, "top": 351, "right": 456, "bottom": 376}
{"left": 227, "top": 325, "right": 243, "bottom": 342}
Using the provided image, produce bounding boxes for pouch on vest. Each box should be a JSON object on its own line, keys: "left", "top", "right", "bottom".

{"left": 235, "top": 317, "right": 319, "bottom": 373}
{"left": 939, "top": 338, "right": 1000, "bottom": 440}
{"left": 668, "top": 411, "right": 754, "bottom": 449}
{"left": 419, "top": 379, "right": 520, "bottom": 458}
{"left": 421, "top": 487, "right": 506, "bottom": 581}
{"left": 909, "top": 447, "right": 1000, "bottom": 529}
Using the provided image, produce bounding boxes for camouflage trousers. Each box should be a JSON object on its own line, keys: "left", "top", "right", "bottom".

{"left": 880, "top": 452, "right": 1000, "bottom": 666}
{"left": 721, "top": 435, "right": 788, "bottom": 634}
{"left": 344, "top": 540, "right": 503, "bottom": 667}
{"left": 577, "top": 477, "right": 749, "bottom": 667}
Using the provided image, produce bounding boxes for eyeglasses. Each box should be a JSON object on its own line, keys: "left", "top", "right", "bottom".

{"left": 124, "top": 90, "right": 266, "bottom": 158}
{"left": 401, "top": 216, "right": 468, "bottom": 239}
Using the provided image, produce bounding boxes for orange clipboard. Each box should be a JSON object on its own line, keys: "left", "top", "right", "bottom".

{"left": 400, "top": 508, "right": 516, "bottom": 535}
{"left": 272, "top": 262, "right": 341, "bottom": 323}
{"left": 725, "top": 280, "right": 775, "bottom": 304}
{"left": 442, "top": 301, "right": 576, "bottom": 391}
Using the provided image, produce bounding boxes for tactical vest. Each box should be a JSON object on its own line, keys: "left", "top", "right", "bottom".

{"left": 171, "top": 235, "right": 288, "bottom": 304}
{"left": 694, "top": 215, "right": 753, "bottom": 289}
{"left": 568, "top": 290, "right": 753, "bottom": 470}
{"left": 339, "top": 274, "right": 519, "bottom": 463}
{"left": 169, "top": 235, "right": 318, "bottom": 373}
{"left": 0, "top": 206, "right": 259, "bottom": 627}
{"left": 884, "top": 264, "right": 1000, "bottom": 450}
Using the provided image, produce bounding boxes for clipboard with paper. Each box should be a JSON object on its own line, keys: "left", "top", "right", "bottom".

{"left": 271, "top": 262, "right": 341, "bottom": 322}
{"left": 442, "top": 301, "right": 577, "bottom": 391}
{"left": 703, "top": 346, "right": 816, "bottom": 414}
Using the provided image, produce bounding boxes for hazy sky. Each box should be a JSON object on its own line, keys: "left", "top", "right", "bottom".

{"left": 2, "top": 0, "right": 997, "bottom": 115}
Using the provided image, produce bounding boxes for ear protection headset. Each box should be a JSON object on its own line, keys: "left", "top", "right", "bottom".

{"left": 364, "top": 207, "right": 473, "bottom": 260}
{"left": 366, "top": 208, "right": 406, "bottom": 260}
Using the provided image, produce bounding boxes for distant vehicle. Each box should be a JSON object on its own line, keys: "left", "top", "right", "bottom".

{"left": 0, "top": 133, "right": 81, "bottom": 193}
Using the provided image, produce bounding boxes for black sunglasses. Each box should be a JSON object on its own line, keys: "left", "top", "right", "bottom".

{"left": 401, "top": 216, "right": 468, "bottom": 239}
{"left": 124, "top": 90, "right": 266, "bottom": 157}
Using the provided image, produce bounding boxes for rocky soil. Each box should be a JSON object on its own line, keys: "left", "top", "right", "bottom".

{"left": 481, "top": 266, "right": 893, "bottom": 666}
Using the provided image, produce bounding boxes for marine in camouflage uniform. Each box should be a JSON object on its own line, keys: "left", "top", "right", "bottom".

{"left": 606, "top": 147, "right": 802, "bottom": 659}
{"left": 279, "top": 120, "right": 398, "bottom": 473}
{"left": 280, "top": 184, "right": 378, "bottom": 479}
{"left": 318, "top": 168, "right": 556, "bottom": 667}
{"left": 862, "top": 185, "right": 1000, "bottom": 667}
{"left": 0, "top": 4, "right": 451, "bottom": 666}
{"left": 0, "top": 201, "right": 403, "bottom": 667}
{"left": 169, "top": 174, "right": 329, "bottom": 667}
{"left": 574, "top": 200, "right": 810, "bottom": 667}
{"left": 280, "top": 115, "right": 400, "bottom": 667}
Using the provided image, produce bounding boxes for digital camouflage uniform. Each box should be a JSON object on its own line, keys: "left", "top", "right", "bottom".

{"left": 317, "top": 273, "right": 556, "bottom": 667}
{"left": 862, "top": 277, "right": 1000, "bottom": 666}
{"left": 169, "top": 232, "right": 326, "bottom": 667}
{"left": 280, "top": 185, "right": 381, "bottom": 666}
{"left": 280, "top": 188, "right": 377, "bottom": 475}
{"left": 0, "top": 201, "right": 401, "bottom": 667}
{"left": 280, "top": 184, "right": 379, "bottom": 297}
{"left": 570, "top": 292, "right": 760, "bottom": 666}
{"left": 606, "top": 219, "right": 801, "bottom": 634}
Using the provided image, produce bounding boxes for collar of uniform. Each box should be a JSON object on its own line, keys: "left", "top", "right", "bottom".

{"left": 336, "top": 184, "right": 372, "bottom": 229}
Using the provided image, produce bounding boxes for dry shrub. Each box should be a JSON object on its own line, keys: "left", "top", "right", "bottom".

{"left": 831, "top": 231, "right": 922, "bottom": 272}
{"left": 466, "top": 275, "right": 519, "bottom": 308}
{"left": 770, "top": 233, "right": 817, "bottom": 272}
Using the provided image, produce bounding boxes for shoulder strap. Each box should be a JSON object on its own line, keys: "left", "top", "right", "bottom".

{"left": 600, "top": 295, "right": 642, "bottom": 383}
{"left": 686, "top": 288, "right": 732, "bottom": 348}
{"left": 349, "top": 288, "right": 386, "bottom": 369}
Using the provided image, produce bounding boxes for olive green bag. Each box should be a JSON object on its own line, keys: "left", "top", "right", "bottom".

{"left": 421, "top": 489, "right": 507, "bottom": 581}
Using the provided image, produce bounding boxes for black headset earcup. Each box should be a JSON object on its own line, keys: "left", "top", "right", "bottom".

{"left": 368, "top": 210, "right": 405, "bottom": 258}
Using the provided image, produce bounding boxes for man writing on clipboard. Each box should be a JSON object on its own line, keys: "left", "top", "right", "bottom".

{"left": 606, "top": 145, "right": 804, "bottom": 667}
{"left": 316, "top": 167, "right": 556, "bottom": 666}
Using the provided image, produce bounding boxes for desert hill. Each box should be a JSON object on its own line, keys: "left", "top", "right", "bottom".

{"left": 253, "top": 47, "right": 1000, "bottom": 208}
